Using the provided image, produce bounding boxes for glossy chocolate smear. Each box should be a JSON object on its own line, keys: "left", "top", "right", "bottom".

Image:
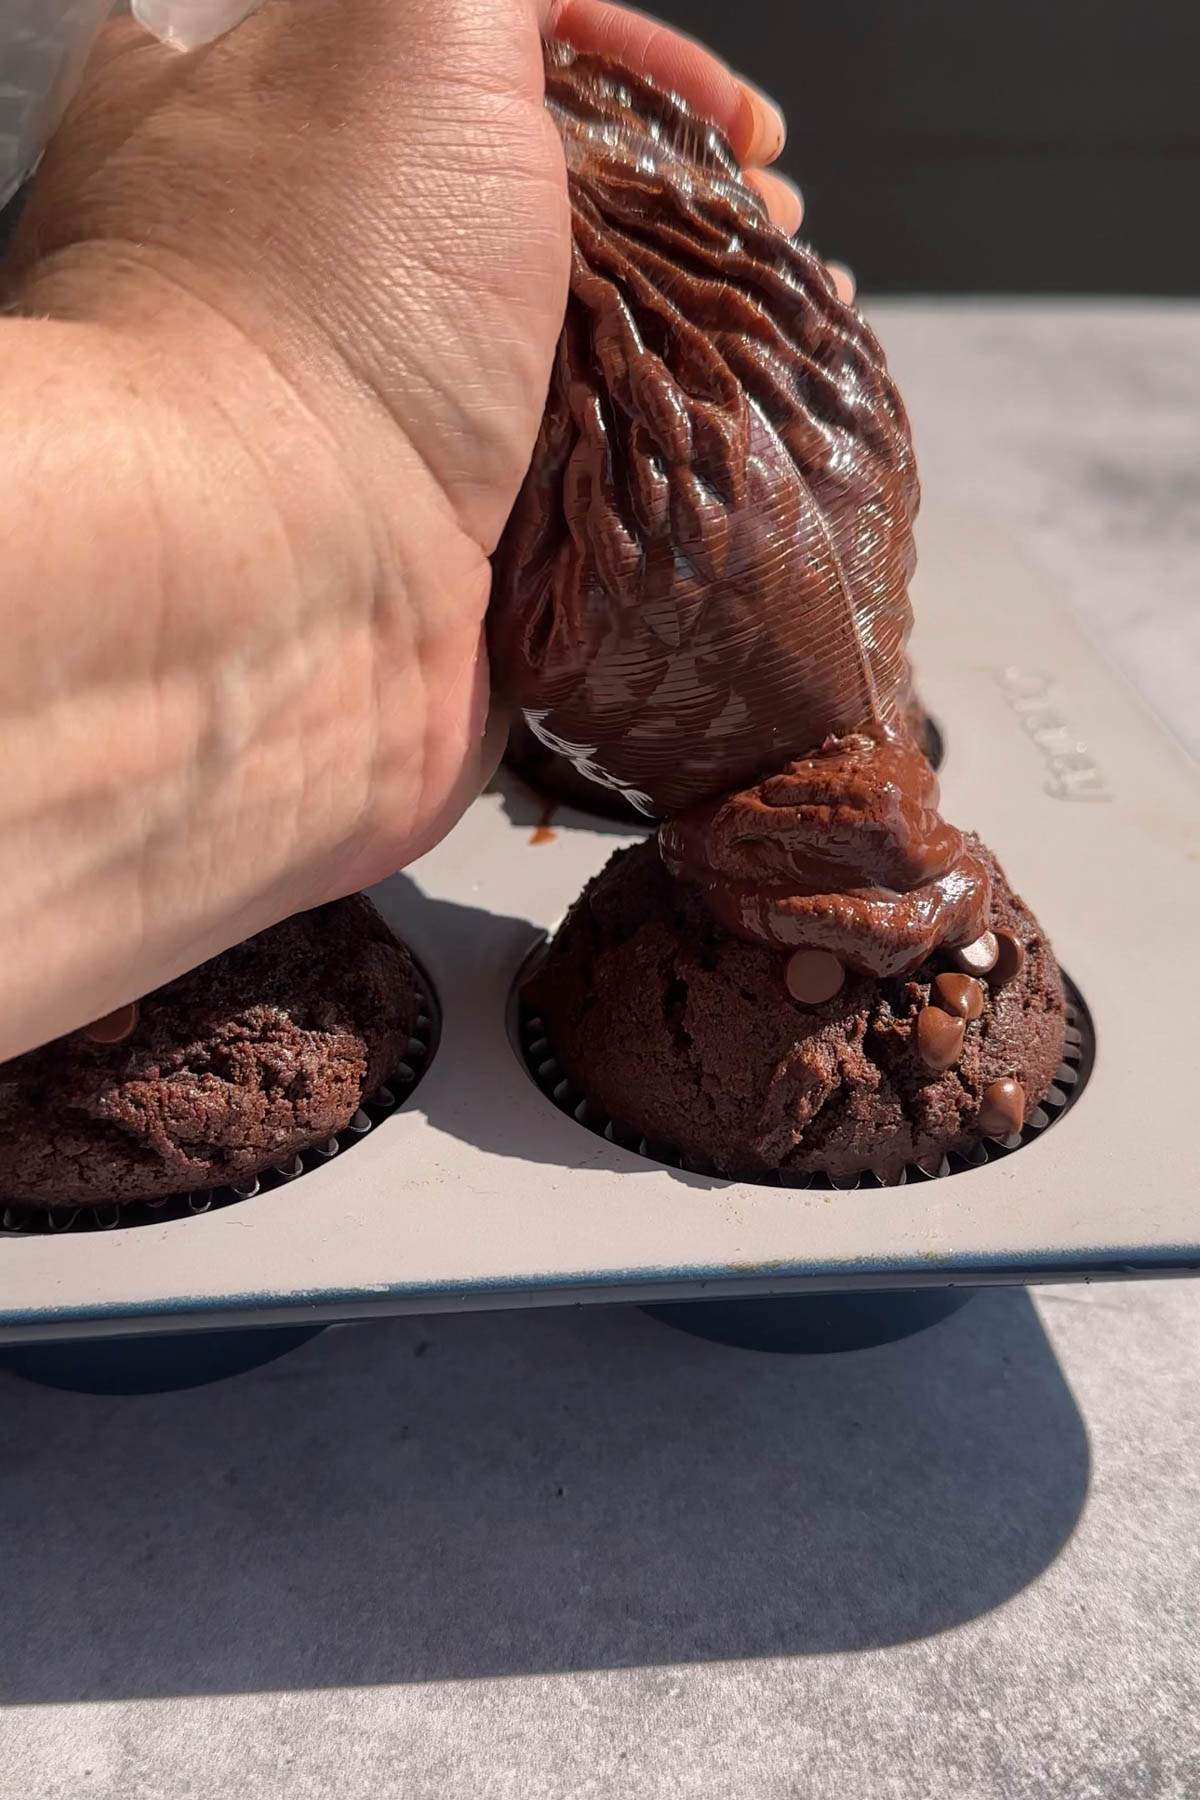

{"left": 660, "top": 735, "right": 991, "bottom": 977}
{"left": 489, "top": 44, "right": 919, "bottom": 817}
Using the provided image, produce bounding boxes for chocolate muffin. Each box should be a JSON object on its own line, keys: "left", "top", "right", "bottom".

{"left": 532, "top": 833, "right": 1064, "bottom": 1184}
{"left": 0, "top": 895, "right": 419, "bottom": 1208}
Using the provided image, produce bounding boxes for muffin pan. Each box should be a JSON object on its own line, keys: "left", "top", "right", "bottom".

{"left": 2, "top": 502, "right": 1198, "bottom": 1346}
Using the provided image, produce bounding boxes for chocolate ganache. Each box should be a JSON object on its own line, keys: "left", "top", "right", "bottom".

{"left": 659, "top": 735, "right": 990, "bottom": 976}
{"left": 490, "top": 44, "right": 992, "bottom": 970}
{"left": 490, "top": 43, "right": 918, "bottom": 816}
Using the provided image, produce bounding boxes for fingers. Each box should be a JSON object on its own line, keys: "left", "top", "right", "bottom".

{"left": 742, "top": 168, "right": 804, "bottom": 237}
{"left": 546, "top": 4, "right": 858, "bottom": 294}
{"left": 826, "top": 262, "right": 857, "bottom": 304}
{"left": 733, "top": 80, "right": 788, "bottom": 168}
{"left": 739, "top": 166, "right": 862, "bottom": 299}
{"left": 549, "top": 0, "right": 785, "bottom": 167}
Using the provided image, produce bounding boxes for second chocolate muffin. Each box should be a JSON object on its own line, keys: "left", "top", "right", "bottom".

{"left": 531, "top": 837, "right": 1065, "bottom": 1182}
{"left": 0, "top": 895, "right": 419, "bottom": 1209}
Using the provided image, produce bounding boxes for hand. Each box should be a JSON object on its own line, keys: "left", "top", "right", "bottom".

{"left": 9, "top": 0, "right": 810, "bottom": 877}
{"left": 0, "top": 1, "right": 825, "bottom": 1054}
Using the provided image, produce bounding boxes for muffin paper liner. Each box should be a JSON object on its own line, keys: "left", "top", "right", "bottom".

{"left": 514, "top": 953, "right": 1094, "bottom": 1192}
{"left": 0, "top": 969, "right": 440, "bottom": 1239}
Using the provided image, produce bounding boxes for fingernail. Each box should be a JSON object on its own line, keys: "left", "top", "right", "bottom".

{"left": 737, "top": 80, "right": 786, "bottom": 165}
{"left": 744, "top": 168, "right": 804, "bottom": 236}
{"left": 769, "top": 171, "right": 804, "bottom": 234}
{"left": 825, "top": 262, "right": 857, "bottom": 304}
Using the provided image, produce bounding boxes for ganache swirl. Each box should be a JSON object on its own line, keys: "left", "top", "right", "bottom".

{"left": 659, "top": 735, "right": 991, "bottom": 977}
{"left": 489, "top": 43, "right": 920, "bottom": 818}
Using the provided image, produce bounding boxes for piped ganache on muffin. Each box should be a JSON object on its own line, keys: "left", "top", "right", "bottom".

{"left": 0, "top": 895, "right": 418, "bottom": 1208}
{"left": 533, "top": 735, "right": 1065, "bottom": 1182}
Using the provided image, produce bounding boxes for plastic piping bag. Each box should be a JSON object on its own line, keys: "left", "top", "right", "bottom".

{"left": 0, "top": 0, "right": 265, "bottom": 207}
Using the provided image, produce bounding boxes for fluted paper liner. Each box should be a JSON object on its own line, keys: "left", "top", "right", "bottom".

{"left": 0, "top": 970, "right": 440, "bottom": 1238}
{"left": 514, "top": 949, "right": 1094, "bottom": 1192}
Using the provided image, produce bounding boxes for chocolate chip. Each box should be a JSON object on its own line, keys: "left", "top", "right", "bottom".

{"left": 916, "top": 1005, "right": 966, "bottom": 1071}
{"left": 948, "top": 931, "right": 998, "bottom": 975}
{"left": 932, "top": 972, "right": 985, "bottom": 1020}
{"left": 82, "top": 1001, "right": 140, "bottom": 1045}
{"left": 979, "top": 1077, "right": 1025, "bottom": 1137}
{"left": 785, "top": 948, "right": 845, "bottom": 1006}
{"left": 989, "top": 929, "right": 1026, "bottom": 988}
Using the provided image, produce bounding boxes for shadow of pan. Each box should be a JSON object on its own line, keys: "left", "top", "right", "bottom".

{"left": 0, "top": 1286, "right": 1087, "bottom": 1701}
